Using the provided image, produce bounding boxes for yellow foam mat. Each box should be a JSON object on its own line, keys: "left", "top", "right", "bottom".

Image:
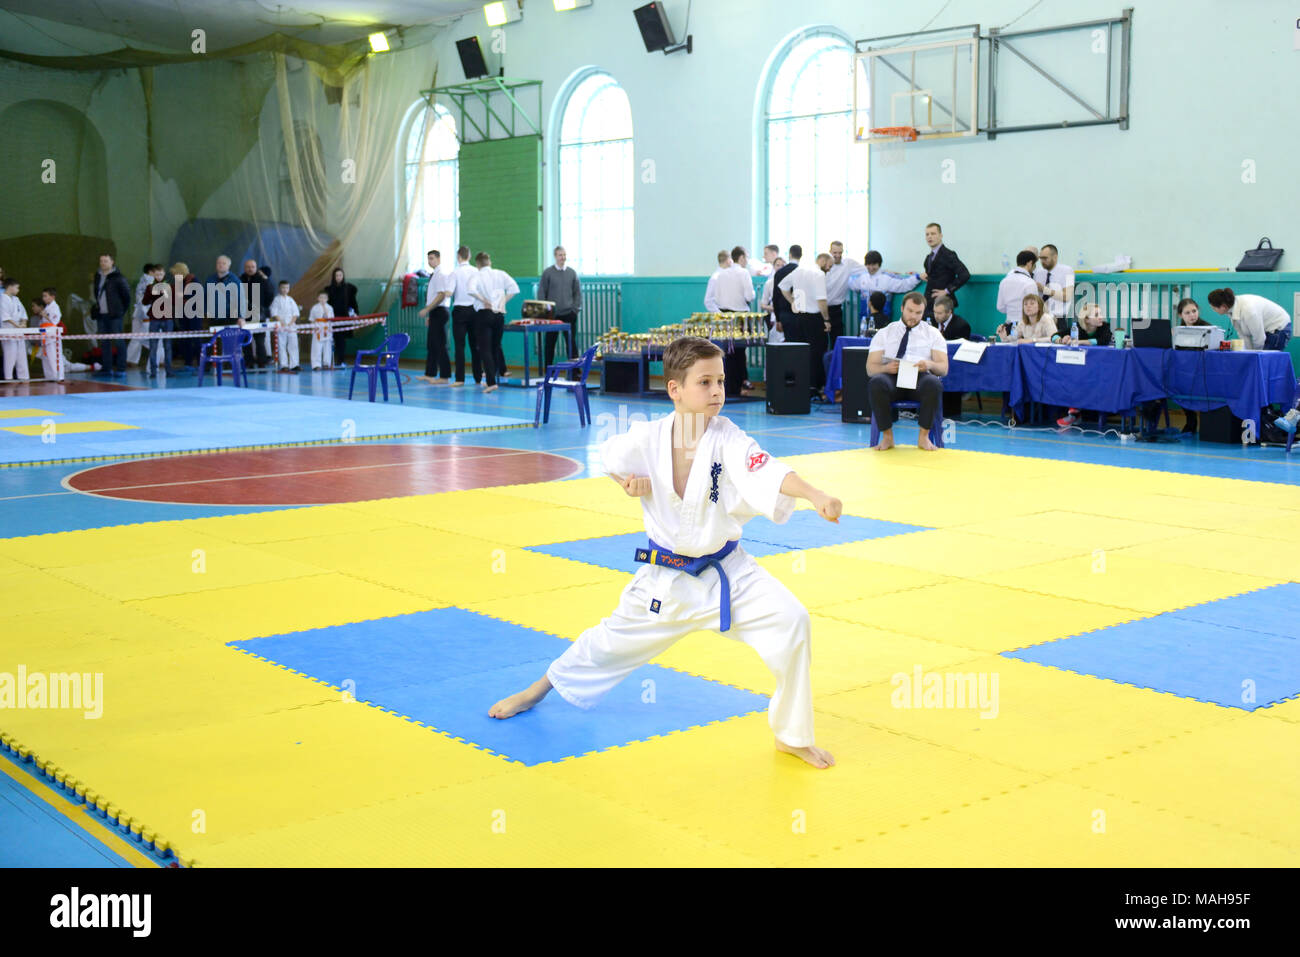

{"left": 816, "top": 528, "right": 1093, "bottom": 577}
{"left": 131, "top": 573, "right": 438, "bottom": 641}
{"left": 1058, "top": 716, "right": 1300, "bottom": 851}
{"left": 818, "top": 656, "right": 1236, "bottom": 776}
{"left": 2, "top": 420, "right": 136, "bottom": 436}
{"left": 538, "top": 712, "right": 1043, "bottom": 866}
{"left": 837, "top": 778, "right": 1297, "bottom": 866}
{"left": 3, "top": 445, "right": 1296, "bottom": 867}
{"left": 818, "top": 579, "right": 1139, "bottom": 653}
{"left": 0, "top": 408, "right": 60, "bottom": 419}
{"left": 48, "top": 544, "right": 332, "bottom": 602}
{"left": 1116, "top": 530, "right": 1300, "bottom": 581}
{"left": 965, "top": 553, "right": 1281, "bottom": 614}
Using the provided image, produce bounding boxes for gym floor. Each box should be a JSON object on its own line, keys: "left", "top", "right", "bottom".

{"left": 2, "top": 362, "right": 1297, "bottom": 866}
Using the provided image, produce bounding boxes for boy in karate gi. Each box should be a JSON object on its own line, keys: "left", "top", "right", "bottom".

{"left": 489, "top": 336, "right": 841, "bottom": 769}
{"left": 1, "top": 277, "right": 30, "bottom": 381}
{"left": 270, "top": 281, "right": 301, "bottom": 372}
{"left": 308, "top": 291, "right": 334, "bottom": 369}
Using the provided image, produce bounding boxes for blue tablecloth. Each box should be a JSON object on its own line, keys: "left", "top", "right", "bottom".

{"left": 823, "top": 337, "right": 1297, "bottom": 421}
{"left": 1135, "top": 349, "right": 1298, "bottom": 421}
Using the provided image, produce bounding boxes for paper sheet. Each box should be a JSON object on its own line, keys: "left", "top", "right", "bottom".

{"left": 896, "top": 359, "right": 919, "bottom": 389}
{"left": 953, "top": 340, "right": 987, "bottom": 363}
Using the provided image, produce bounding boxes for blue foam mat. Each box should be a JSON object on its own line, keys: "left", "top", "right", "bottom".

{"left": 526, "top": 511, "right": 926, "bottom": 573}
{"left": 231, "top": 608, "right": 770, "bottom": 765}
{"left": 0, "top": 756, "right": 134, "bottom": 867}
{"left": 1006, "top": 585, "right": 1300, "bottom": 710}
{"left": 0, "top": 390, "right": 528, "bottom": 464}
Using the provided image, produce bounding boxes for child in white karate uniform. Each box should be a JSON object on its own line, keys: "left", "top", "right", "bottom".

{"left": 1, "top": 278, "right": 30, "bottom": 381}
{"left": 490, "top": 336, "right": 841, "bottom": 769}
{"left": 308, "top": 292, "right": 334, "bottom": 369}
{"left": 270, "top": 281, "right": 301, "bottom": 371}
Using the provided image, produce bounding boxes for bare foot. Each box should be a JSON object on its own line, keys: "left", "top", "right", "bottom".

{"left": 488, "top": 676, "right": 552, "bottom": 718}
{"left": 918, "top": 432, "right": 938, "bottom": 451}
{"left": 482, "top": 384, "right": 498, "bottom": 394}
{"left": 874, "top": 431, "right": 895, "bottom": 451}
{"left": 776, "top": 739, "right": 836, "bottom": 769}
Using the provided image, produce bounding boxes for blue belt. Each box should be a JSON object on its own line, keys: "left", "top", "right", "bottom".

{"left": 634, "top": 539, "right": 739, "bottom": 631}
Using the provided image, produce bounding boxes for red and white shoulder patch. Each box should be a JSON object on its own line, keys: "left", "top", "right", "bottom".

{"left": 747, "top": 451, "right": 770, "bottom": 472}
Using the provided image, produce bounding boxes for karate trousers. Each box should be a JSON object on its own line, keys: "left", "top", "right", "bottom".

{"left": 546, "top": 546, "right": 815, "bottom": 747}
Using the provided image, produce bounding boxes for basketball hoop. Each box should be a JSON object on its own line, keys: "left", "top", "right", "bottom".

{"left": 869, "top": 126, "right": 920, "bottom": 141}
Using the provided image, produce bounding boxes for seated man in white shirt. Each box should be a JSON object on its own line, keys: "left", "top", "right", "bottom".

{"left": 1033, "top": 243, "right": 1075, "bottom": 335}
{"left": 996, "top": 250, "right": 1040, "bottom": 334}
{"left": 866, "top": 292, "right": 949, "bottom": 452}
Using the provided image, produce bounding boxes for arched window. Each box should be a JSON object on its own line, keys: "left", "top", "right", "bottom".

{"left": 760, "top": 31, "right": 867, "bottom": 260}
{"left": 403, "top": 103, "right": 460, "bottom": 273}
{"left": 556, "top": 71, "right": 633, "bottom": 275}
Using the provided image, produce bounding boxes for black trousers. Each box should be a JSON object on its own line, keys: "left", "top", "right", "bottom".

{"left": 474, "top": 309, "right": 506, "bottom": 386}
{"left": 869, "top": 371, "right": 944, "bottom": 431}
{"left": 795, "top": 313, "right": 828, "bottom": 393}
{"left": 451, "top": 305, "right": 481, "bottom": 383}
{"left": 243, "top": 323, "right": 271, "bottom": 367}
{"left": 98, "top": 315, "right": 126, "bottom": 372}
{"left": 827, "top": 304, "right": 844, "bottom": 348}
{"left": 543, "top": 311, "right": 578, "bottom": 369}
{"left": 425, "top": 306, "right": 450, "bottom": 378}
{"left": 722, "top": 346, "right": 747, "bottom": 396}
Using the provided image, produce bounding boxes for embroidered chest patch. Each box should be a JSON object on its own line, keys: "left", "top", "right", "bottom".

{"left": 709, "top": 462, "right": 722, "bottom": 503}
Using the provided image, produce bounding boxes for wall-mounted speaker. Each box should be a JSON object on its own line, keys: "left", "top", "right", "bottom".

{"left": 456, "top": 36, "right": 490, "bottom": 80}
{"left": 632, "top": 3, "right": 675, "bottom": 53}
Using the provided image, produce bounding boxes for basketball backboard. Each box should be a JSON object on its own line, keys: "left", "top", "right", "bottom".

{"left": 854, "top": 33, "right": 979, "bottom": 142}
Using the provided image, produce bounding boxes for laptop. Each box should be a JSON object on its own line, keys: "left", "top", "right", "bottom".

{"left": 1131, "top": 318, "right": 1173, "bottom": 348}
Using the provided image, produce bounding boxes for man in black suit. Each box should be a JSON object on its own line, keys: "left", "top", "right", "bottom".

{"left": 919, "top": 222, "right": 970, "bottom": 318}
{"left": 929, "top": 294, "right": 970, "bottom": 419}
{"left": 770, "top": 244, "right": 801, "bottom": 345}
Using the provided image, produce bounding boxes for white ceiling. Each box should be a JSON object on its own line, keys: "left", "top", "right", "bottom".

{"left": 0, "top": 0, "right": 487, "bottom": 52}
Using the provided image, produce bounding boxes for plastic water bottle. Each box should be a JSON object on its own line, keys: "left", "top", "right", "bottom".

{"left": 867, "top": 315, "right": 876, "bottom": 333}
{"left": 1070, "top": 320, "right": 1079, "bottom": 344}
{"left": 859, "top": 317, "right": 868, "bottom": 337}
{"left": 1001, "top": 253, "right": 1010, "bottom": 271}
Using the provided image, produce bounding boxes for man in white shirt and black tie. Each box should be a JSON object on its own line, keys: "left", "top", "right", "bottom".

{"left": 1033, "top": 243, "right": 1075, "bottom": 335}
{"left": 824, "top": 241, "right": 865, "bottom": 349}
{"left": 996, "top": 250, "right": 1040, "bottom": 332}
{"left": 866, "top": 292, "right": 948, "bottom": 452}
{"left": 779, "top": 252, "right": 832, "bottom": 398}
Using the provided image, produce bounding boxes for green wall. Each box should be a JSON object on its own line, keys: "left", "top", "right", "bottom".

{"left": 457, "top": 135, "right": 542, "bottom": 279}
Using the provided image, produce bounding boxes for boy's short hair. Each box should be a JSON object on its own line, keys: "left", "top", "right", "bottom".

{"left": 318, "top": 290, "right": 330, "bottom": 297}
{"left": 475, "top": 251, "right": 491, "bottom": 266}
{"left": 864, "top": 250, "right": 883, "bottom": 267}
{"left": 663, "top": 336, "right": 724, "bottom": 387}
{"left": 869, "top": 291, "right": 886, "bottom": 311}
{"left": 278, "top": 280, "right": 291, "bottom": 287}
{"left": 427, "top": 249, "right": 440, "bottom": 259}
{"left": 43, "top": 287, "right": 56, "bottom": 296}
{"left": 730, "top": 245, "right": 746, "bottom": 262}
{"left": 2, "top": 277, "right": 18, "bottom": 289}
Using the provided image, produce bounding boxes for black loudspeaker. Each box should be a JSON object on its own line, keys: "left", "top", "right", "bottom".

{"left": 1198, "top": 405, "right": 1247, "bottom": 444}
{"left": 840, "top": 347, "right": 872, "bottom": 423}
{"left": 766, "top": 343, "right": 810, "bottom": 414}
{"left": 456, "top": 37, "right": 490, "bottom": 80}
{"left": 633, "top": 2, "right": 675, "bottom": 52}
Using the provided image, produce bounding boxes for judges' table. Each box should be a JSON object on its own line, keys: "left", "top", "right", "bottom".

{"left": 826, "top": 337, "right": 1297, "bottom": 421}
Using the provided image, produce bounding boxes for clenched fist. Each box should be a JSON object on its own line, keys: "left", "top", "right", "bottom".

{"left": 619, "top": 475, "right": 652, "bottom": 497}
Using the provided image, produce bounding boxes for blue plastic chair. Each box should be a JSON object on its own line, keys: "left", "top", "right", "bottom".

{"left": 535, "top": 345, "right": 598, "bottom": 427}
{"left": 349, "top": 333, "right": 410, "bottom": 403}
{"left": 198, "top": 327, "right": 252, "bottom": 387}
{"left": 869, "top": 400, "right": 945, "bottom": 448}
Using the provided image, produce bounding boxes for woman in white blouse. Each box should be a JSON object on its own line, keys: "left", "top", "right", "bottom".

{"left": 1207, "top": 288, "right": 1292, "bottom": 351}
{"left": 999, "top": 294, "right": 1058, "bottom": 343}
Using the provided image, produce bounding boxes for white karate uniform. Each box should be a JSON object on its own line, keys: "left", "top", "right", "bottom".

{"left": 39, "top": 319, "right": 63, "bottom": 381}
{"left": 309, "top": 302, "right": 334, "bottom": 368}
{"left": 546, "top": 414, "right": 816, "bottom": 748}
{"left": 1, "top": 294, "right": 30, "bottom": 380}
{"left": 271, "top": 294, "right": 301, "bottom": 368}
{"left": 127, "top": 273, "right": 151, "bottom": 365}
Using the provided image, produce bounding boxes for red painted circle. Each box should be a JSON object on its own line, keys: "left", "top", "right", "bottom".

{"left": 65, "top": 445, "right": 581, "bottom": 505}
